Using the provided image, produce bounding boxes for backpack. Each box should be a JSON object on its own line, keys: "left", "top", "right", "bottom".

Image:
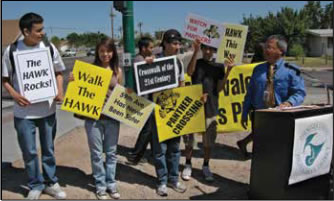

{"left": 8, "top": 40, "right": 55, "bottom": 83}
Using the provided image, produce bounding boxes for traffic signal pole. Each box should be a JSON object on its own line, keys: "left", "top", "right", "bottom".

{"left": 122, "top": 2, "right": 135, "bottom": 89}
{"left": 114, "top": 1, "right": 135, "bottom": 89}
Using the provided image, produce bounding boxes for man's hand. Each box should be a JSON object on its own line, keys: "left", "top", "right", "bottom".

{"left": 279, "top": 101, "right": 292, "bottom": 109}
{"left": 200, "top": 93, "right": 208, "bottom": 103}
{"left": 12, "top": 91, "right": 31, "bottom": 107}
{"left": 224, "top": 54, "right": 235, "bottom": 73}
{"left": 193, "top": 38, "right": 201, "bottom": 53}
{"left": 145, "top": 56, "right": 155, "bottom": 64}
{"left": 54, "top": 92, "right": 64, "bottom": 103}
{"left": 241, "top": 117, "right": 248, "bottom": 130}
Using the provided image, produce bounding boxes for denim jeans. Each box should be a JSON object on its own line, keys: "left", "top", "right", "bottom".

{"left": 85, "top": 117, "right": 120, "bottom": 192}
{"left": 14, "top": 114, "right": 58, "bottom": 191}
{"left": 151, "top": 115, "right": 181, "bottom": 185}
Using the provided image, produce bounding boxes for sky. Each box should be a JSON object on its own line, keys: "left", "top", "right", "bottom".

{"left": 2, "top": 1, "right": 332, "bottom": 39}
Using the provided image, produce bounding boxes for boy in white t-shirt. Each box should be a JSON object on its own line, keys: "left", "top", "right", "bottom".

{"left": 2, "top": 12, "right": 66, "bottom": 200}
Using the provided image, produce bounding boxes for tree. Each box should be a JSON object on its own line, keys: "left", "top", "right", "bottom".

{"left": 66, "top": 32, "right": 80, "bottom": 47}
{"left": 65, "top": 32, "right": 108, "bottom": 48}
{"left": 321, "top": 3, "right": 333, "bottom": 28}
{"left": 242, "top": 7, "right": 309, "bottom": 55}
{"left": 50, "top": 36, "right": 61, "bottom": 49}
{"left": 276, "top": 7, "right": 308, "bottom": 53}
{"left": 302, "top": 1, "right": 323, "bottom": 29}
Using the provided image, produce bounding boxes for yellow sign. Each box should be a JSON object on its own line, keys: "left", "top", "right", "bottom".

{"left": 61, "top": 60, "right": 112, "bottom": 120}
{"left": 217, "top": 24, "right": 248, "bottom": 64}
{"left": 153, "top": 84, "right": 206, "bottom": 142}
{"left": 184, "top": 73, "right": 192, "bottom": 86}
{"left": 102, "top": 85, "right": 155, "bottom": 130}
{"left": 217, "top": 63, "right": 261, "bottom": 132}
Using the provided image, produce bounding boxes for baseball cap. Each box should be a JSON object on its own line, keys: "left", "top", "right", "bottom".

{"left": 160, "top": 29, "right": 182, "bottom": 46}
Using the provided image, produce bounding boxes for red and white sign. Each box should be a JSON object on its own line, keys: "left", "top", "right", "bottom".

{"left": 183, "top": 13, "right": 224, "bottom": 49}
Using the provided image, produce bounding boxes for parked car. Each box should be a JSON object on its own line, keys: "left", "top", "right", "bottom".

{"left": 62, "top": 49, "right": 76, "bottom": 57}
{"left": 86, "top": 49, "right": 95, "bottom": 56}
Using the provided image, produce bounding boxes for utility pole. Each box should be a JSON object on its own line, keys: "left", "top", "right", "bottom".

{"left": 114, "top": 1, "right": 135, "bottom": 89}
{"left": 110, "top": 6, "right": 116, "bottom": 40}
{"left": 118, "top": 26, "right": 123, "bottom": 39}
{"left": 138, "top": 22, "right": 143, "bottom": 37}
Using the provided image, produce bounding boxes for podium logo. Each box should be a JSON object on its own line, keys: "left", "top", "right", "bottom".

{"left": 303, "top": 133, "right": 325, "bottom": 167}
{"left": 297, "top": 122, "right": 331, "bottom": 172}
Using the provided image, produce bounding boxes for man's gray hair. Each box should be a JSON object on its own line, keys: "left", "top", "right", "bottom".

{"left": 267, "top": 35, "right": 288, "bottom": 55}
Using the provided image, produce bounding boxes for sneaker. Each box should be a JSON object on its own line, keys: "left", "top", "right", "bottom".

{"left": 167, "top": 181, "right": 187, "bottom": 193}
{"left": 156, "top": 184, "right": 168, "bottom": 196}
{"left": 26, "top": 189, "right": 42, "bottom": 200}
{"left": 44, "top": 183, "right": 66, "bottom": 199}
{"left": 181, "top": 164, "right": 192, "bottom": 181}
{"left": 107, "top": 187, "right": 120, "bottom": 199}
{"left": 96, "top": 190, "right": 109, "bottom": 200}
{"left": 202, "top": 166, "right": 214, "bottom": 182}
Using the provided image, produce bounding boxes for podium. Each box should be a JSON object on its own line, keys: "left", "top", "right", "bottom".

{"left": 249, "top": 105, "right": 333, "bottom": 199}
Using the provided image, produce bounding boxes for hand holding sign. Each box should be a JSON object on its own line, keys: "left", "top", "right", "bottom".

{"left": 12, "top": 90, "right": 31, "bottom": 106}
{"left": 193, "top": 38, "right": 201, "bottom": 53}
{"left": 61, "top": 60, "right": 112, "bottom": 120}
{"left": 13, "top": 48, "right": 58, "bottom": 103}
{"left": 224, "top": 54, "right": 236, "bottom": 73}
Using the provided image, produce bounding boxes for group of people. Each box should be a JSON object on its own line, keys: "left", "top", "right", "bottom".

{"left": 2, "top": 12, "right": 306, "bottom": 200}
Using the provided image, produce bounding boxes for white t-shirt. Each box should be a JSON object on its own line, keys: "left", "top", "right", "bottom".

{"left": 2, "top": 40, "right": 66, "bottom": 119}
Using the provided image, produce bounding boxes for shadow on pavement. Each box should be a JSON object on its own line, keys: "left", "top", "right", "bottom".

{"left": 187, "top": 142, "right": 250, "bottom": 161}
{"left": 189, "top": 168, "right": 249, "bottom": 200}
{"left": 2, "top": 165, "right": 95, "bottom": 196}
{"left": 116, "top": 163, "right": 157, "bottom": 190}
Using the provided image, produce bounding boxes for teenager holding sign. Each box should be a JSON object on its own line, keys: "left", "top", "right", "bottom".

{"left": 182, "top": 39, "right": 235, "bottom": 182}
{"left": 69, "top": 38, "right": 122, "bottom": 200}
{"left": 2, "top": 13, "right": 66, "bottom": 200}
{"left": 151, "top": 29, "right": 187, "bottom": 196}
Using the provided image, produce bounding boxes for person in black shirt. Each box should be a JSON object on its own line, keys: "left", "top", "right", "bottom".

{"left": 127, "top": 37, "right": 155, "bottom": 165}
{"left": 182, "top": 39, "right": 234, "bottom": 182}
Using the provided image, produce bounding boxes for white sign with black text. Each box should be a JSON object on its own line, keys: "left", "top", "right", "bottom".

{"left": 134, "top": 56, "right": 179, "bottom": 96}
{"left": 289, "top": 114, "right": 333, "bottom": 185}
{"left": 13, "top": 48, "right": 58, "bottom": 103}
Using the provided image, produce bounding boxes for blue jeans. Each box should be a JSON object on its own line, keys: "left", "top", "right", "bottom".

{"left": 14, "top": 114, "right": 58, "bottom": 191}
{"left": 151, "top": 115, "right": 181, "bottom": 185}
{"left": 85, "top": 117, "right": 120, "bottom": 192}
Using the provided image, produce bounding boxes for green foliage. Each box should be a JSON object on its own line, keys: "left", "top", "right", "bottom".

{"left": 242, "top": 1, "right": 333, "bottom": 55}
{"left": 50, "top": 36, "right": 61, "bottom": 49}
{"left": 65, "top": 32, "right": 108, "bottom": 48}
{"left": 289, "top": 44, "right": 305, "bottom": 60}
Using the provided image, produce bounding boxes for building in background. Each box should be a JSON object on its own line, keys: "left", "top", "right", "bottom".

{"left": 306, "top": 29, "right": 333, "bottom": 57}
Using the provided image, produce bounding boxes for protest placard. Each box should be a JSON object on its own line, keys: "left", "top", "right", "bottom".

{"left": 216, "top": 23, "right": 248, "bottom": 64}
{"left": 217, "top": 63, "right": 261, "bottom": 133}
{"left": 13, "top": 48, "right": 58, "bottom": 103}
{"left": 183, "top": 13, "right": 225, "bottom": 49}
{"left": 61, "top": 60, "right": 112, "bottom": 120}
{"left": 134, "top": 56, "right": 179, "bottom": 96}
{"left": 102, "top": 85, "right": 155, "bottom": 130}
{"left": 153, "top": 84, "right": 205, "bottom": 142}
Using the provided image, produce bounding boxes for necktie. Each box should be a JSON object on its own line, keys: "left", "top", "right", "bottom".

{"left": 265, "top": 64, "right": 276, "bottom": 108}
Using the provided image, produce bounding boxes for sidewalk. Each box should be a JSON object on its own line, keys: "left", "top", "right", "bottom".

{"left": 2, "top": 123, "right": 251, "bottom": 199}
